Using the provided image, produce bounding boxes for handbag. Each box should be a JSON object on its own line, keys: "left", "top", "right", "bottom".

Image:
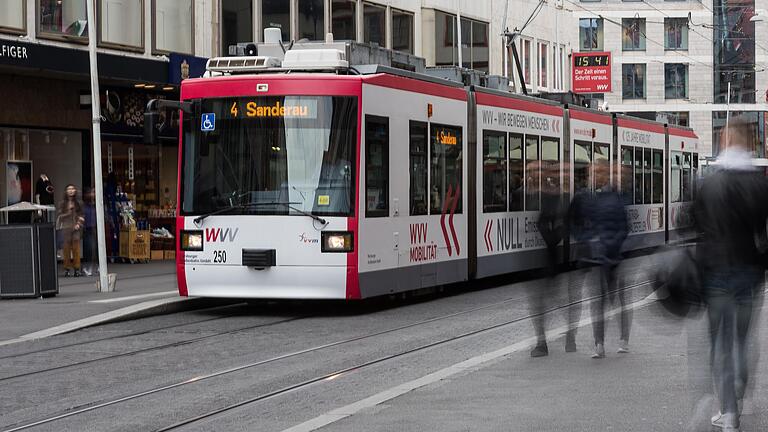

{"left": 652, "top": 244, "right": 703, "bottom": 318}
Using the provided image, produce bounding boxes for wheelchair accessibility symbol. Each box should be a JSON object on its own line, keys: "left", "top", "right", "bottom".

{"left": 201, "top": 113, "right": 216, "bottom": 132}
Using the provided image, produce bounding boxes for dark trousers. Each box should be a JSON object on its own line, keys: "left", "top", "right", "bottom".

{"left": 704, "top": 267, "right": 759, "bottom": 415}
{"left": 531, "top": 243, "right": 582, "bottom": 343}
{"left": 591, "top": 261, "right": 632, "bottom": 345}
{"left": 83, "top": 228, "right": 97, "bottom": 263}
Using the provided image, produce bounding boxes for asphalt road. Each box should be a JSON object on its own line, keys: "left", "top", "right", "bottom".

{"left": 0, "top": 255, "right": 730, "bottom": 432}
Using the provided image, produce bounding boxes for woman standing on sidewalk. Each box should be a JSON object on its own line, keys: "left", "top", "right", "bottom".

{"left": 57, "top": 184, "right": 85, "bottom": 277}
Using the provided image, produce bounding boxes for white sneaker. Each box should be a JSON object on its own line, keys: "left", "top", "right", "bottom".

{"left": 617, "top": 340, "right": 630, "bottom": 353}
{"left": 591, "top": 343, "right": 605, "bottom": 359}
{"left": 712, "top": 412, "right": 739, "bottom": 431}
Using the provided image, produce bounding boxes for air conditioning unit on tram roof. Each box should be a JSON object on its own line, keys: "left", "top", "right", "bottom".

{"left": 206, "top": 56, "right": 282, "bottom": 74}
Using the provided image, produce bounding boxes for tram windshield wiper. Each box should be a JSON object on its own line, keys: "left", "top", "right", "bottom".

{"left": 193, "top": 201, "right": 327, "bottom": 226}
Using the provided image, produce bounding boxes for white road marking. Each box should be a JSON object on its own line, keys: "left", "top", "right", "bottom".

{"left": 88, "top": 291, "right": 178, "bottom": 304}
{"left": 281, "top": 292, "right": 659, "bottom": 432}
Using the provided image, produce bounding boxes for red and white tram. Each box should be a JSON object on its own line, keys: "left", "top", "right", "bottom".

{"left": 149, "top": 43, "right": 699, "bottom": 300}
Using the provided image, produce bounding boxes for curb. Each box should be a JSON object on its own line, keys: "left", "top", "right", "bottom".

{"left": 0, "top": 297, "right": 238, "bottom": 347}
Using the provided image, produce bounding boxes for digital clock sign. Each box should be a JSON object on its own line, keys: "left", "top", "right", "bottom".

{"left": 572, "top": 52, "right": 612, "bottom": 94}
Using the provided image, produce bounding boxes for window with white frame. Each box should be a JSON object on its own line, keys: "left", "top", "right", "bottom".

{"left": 560, "top": 45, "right": 566, "bottom": 90}
{"left": 539, "top": 41, "right": 548, "bottom": 89}
{"left": 0, "top": 1, "right": 25, "bottom": 33}
{"left": 664, "top": 17, "right": 688, "bottom": 50}
{"left": 665, "top": 63, "right": 688, "bottom": 99}
{"left": 262, "top": 0, "right": 290, "bottom": 42}
{"left": 100, "top": 0, "right": 144, "bottom": 49}
{"left": 153, "top": 0, "right": 193, "bottom": 54}
{"left": 622, "top": 18, "right": 646, "bottom": 51}
{"left": 579, "top": 18, "right": 603, "bottom": 51}
{"left": 622, "top": 63, "right": 646, "bottom": 99}
{"left": 222, "top": 0, "right": 253, "bottom": 55}
{"left": 392, "top": 9, "right": 414, "bottom": 54}
{"left": 298, "top": 0, "right": 325, "bottom": 41}
{"left": 39, "top": 0, "right": 88, "bottom": 39}
{"left": 363, "top": 2, "right": 386, "bottom": 46}
{"left": 522, "top": 38, "right": 532, "bottom": 87}
{"left": 331, "top": 0, "right": 356, "bottom": 41}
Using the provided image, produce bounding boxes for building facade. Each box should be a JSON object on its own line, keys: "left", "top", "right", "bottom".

{"left": 573, "top": 0, "right": 768, "bottom": 157}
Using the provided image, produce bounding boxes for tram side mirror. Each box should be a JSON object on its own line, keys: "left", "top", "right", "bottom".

{"left": 144, "top": 111, "right": 160, "bottom": 144}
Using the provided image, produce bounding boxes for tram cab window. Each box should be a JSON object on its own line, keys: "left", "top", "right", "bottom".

{"left": 671, "top": 151, "right": 682, "bottom": 203}
{"left": 509, "top": 133, "right": 524, "bottom": 211}
{"left": 483, "top": 130, "right": 507, "bottom": 213}
{"left": 643, "top": 148, "right": 652, "bottom": 204}
{"left": 652, "top": 149, "right": 664, "bottom": 204}
{"left": 634, "top": 147, "right": 643, "bottom": 204}
{"left": 365, "top": 115, "right": 389, "bottom": 217}
{"left": 682, "top": 152, "right": 692, "bottom": 202}
{"left": 525, "top": 135, "right": 540, "bottom": 211}
{"left": 574, "top": 140, "right": 592, "bottom": 193}
{"left": 621, "top": 148, "right": 634, "bottom": 201}
{"left": 430, "top": 123, "right": 463, "bottom": 214}
{"left": 409, "top": 121, "right": 428, "bottom": 216}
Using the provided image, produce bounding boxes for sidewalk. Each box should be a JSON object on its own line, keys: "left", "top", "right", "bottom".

{"left": 0, "top": 261, "right": 197, "bottom": 345}
{"left": 296, "top": 291, "right": 768, "bottom": 432}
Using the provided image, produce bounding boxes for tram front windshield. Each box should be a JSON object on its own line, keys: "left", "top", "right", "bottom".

{"left": 181, "top": 96, "right": 358, "bottom": 217}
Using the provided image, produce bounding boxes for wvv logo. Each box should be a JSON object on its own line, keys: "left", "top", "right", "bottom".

{"left": 596, "top": 84, "right": 609, "bottom": 91}
{"left": 205, "top": 228, "right": 239, "bottom": 242}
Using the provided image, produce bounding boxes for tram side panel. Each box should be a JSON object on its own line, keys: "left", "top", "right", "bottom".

{"left": 566, "top": 108, "right": 614, "bottom": 260}
{"left": 617, "top": 118, "right": 667, "bottom": 251}
{"left": 667, "top": 127, "right": 700, "bottom": 243}
{"left": 474, "top": 91, "right": 564, "bottom": 278}
{"left": 357, "top": 79, "right": 469, "bottom": 297}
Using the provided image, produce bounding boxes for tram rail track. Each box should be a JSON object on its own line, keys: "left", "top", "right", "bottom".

{"left": 2, "top": 279, "right": 654, "bottom": 432}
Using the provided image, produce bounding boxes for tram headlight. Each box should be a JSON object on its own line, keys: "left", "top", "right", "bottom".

{"left": 321, "top": 231, "right": 354, "bottom": 253}
{"left": 180, "top": 230, "right": 204, "bottom": 251}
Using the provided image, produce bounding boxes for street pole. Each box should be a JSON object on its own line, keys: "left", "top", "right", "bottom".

{"left": 86, "top": 0, "right": 111, "bottom": 292}
{"left": 456, "top": 0, "right": 463, "bottom": 68}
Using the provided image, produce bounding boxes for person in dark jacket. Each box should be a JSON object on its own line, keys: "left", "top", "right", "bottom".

{"left": 693, "top": 119, "right": 768, "bottom": 432}
{"left": 573, "top": 159, "right": 631, "bottom": 359}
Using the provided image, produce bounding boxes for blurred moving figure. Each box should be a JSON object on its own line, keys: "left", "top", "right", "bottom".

{"left": 693, "top": 119, "right": 768, "bottom": 432}
{"left": 530, "top": 162, "right": 575, "bottom": 357}
{"left": 572, "top": 160, "right": 631, "bottom": 359}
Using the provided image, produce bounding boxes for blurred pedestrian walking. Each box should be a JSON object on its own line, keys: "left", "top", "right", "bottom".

{"left": 57, "top": 184, "right": 84, "bottom": 277}
{"left": 693, "top": 119, "right": 768, "bottom": 432}
{"left": 82, "top": 187, "right": 98, "bottom": 276}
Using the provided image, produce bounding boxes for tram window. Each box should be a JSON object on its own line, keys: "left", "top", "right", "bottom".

{"left": 509, "top": 133, "right": 524, "bottom": 211}
{"left": 652, "top": 149, "right": 663, "bottom": 204}
{"left": 541, "top": 137, "right": 560, "bottom": 195}
{"left": 634, "top": 147, "right": 643, "bottom": 204}
{"left": 574, "top": 140, "right": 592, "bottom": 193}
{"left": 643, "top": 148, "right": 652, "bottom": 204}
{"left": 409, "top": 121, "right": 428, "bottom": 216}
{"left": 692, "top": 153, "right": 698, "bottom": 200}
{"left": 430, "top": 123, "right": 463, "bottom": 214}
{"left": 365, "top": 115, "right": 389, "bottom": 217}
{"left": 525, "top": 135, "right": 540, "bottom": 211}
{"left": 483, "top": 130, "right": 507, "bottom": 213}
{"left": 682, "top": 152, "right": 692, "bottom": 202}
{"left": 594, "top": 143, "right": 610, "bottom": 190}
{"left": 670, "top": 151, "right": 682, "bottom": 203}
{"left": 621, "top": 147, "right": 634, "bottom": 200}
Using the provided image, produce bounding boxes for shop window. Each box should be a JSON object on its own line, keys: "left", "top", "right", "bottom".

{"left": 363, "top": 2, "right": 385, "bottom": 46}
{"left": 574, "top": 140, "right": 592, "bottom": 193}
{"left": 652, "top": 149, "right": 663, "bottom": 203}
{"left": 483, "top": 130, "right": 507, "bottom": 213}
{"left": 622, "top": 64, "right": 646, "bottom": 100}
{"left": 0, "top": 1, "right": 26, "bottom": 34}
{"left": 153, "top": 0, "right": 193, "bottom": 54}
{"left": 222, "top": 0, "right": 253, "bottom": 55}
{"left": 392, "top": 9, "right": 414, "bottom": 54}
{"left": 331, "top": 0, "right": 356, "bottom": 41}
{"left": 634, "top": 147, "right": 643, "bottom": 204}
{"left": 541, "top": 137, "right": 560, "bottom": 194}
{"left": 525, "top": 135, "right": 540, "bottom": 211}
{"left": 100, "top": 0, "right": 144, "bottom": 50}
{"left": 622, "top": 18, "right": 646, "bottom": 51}
{"left": 670, "top": 151, "right": 682, "bottom": 203}
{"left": 409, "top": 121, "right": 428, "bottom": 216}
{"left": 298, "top": 0, "right": 324, "bottom": 41}
{"left": 621, "top": 147, "right": 634, "bottom": 200}
{"left": 262, "top": 0, "right": 290, "bottom": 42}
{"left": 39, "top": 0, "right": 88, "bottom": 40}
{"left": 509, "top": 133, "right": 524, "bottom": 211}
{"left": 430, "top": 123, "right": 463, "bottom": 214}
{"left": 664, "top": 18, "right": 688, "bottom": 50}
{"left": 538, "top": 42, "right": 548, "bottom": 89}
{"left": 665, "top": 64, "right": 688, "bottom": 99}
{"left": 365, "top": 115, "right": 389, "bottom": 218}
{"left": 579, "top": 18, "right": 603, "bottom": 51}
